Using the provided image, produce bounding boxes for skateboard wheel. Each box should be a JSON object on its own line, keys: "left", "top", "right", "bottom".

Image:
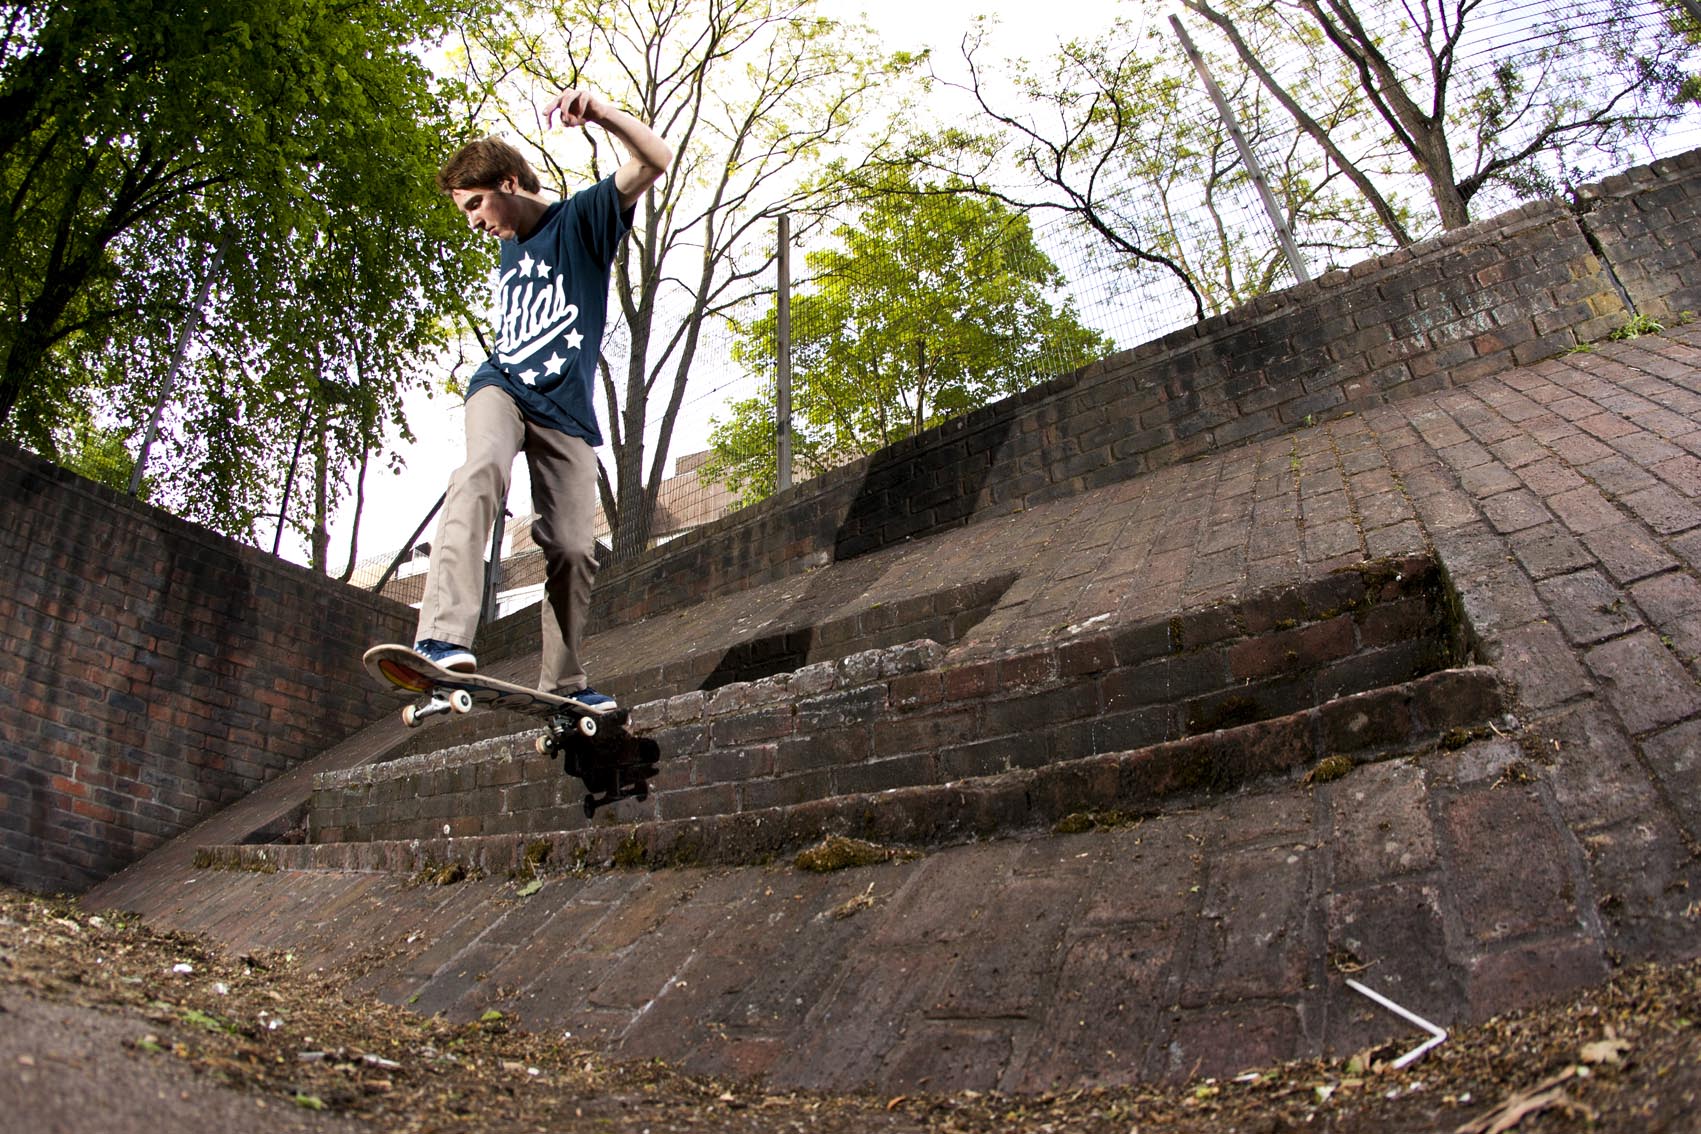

{"left": 576, "top": 715, "right": 599, "bottom": 739}
{"left": 535, "top": 735, "right": 551, "bottom": 756}
{"left": 401, "top": 705, "right": 421, "bottom": 728}
{"left": 448, "top": 689, "right": 474, "bottom": 714}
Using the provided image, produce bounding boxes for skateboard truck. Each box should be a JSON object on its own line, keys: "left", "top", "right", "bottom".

{"left": 534, "top": 709, "right": 655, "bottom": 817}
{"left": 401, "top": 688, "right": 475, "bottom": 727}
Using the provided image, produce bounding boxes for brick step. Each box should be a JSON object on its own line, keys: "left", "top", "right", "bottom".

{"left": 200, "top": 662, "right": 1507, "bottom": 877}
{"left": 377, "top": 572, "right": 1019, "bottom": 764}
{"left": 302, "top": 553, "right": 1474, "bottom": 847}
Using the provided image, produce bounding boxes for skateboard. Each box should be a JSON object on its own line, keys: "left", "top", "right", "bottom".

{"left": 362, "top": 644, "right": 660, "bottom": 816}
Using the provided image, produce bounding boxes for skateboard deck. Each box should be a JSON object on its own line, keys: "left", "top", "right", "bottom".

{"left": 362, "top": 644, "right": 660, "bottom": 816}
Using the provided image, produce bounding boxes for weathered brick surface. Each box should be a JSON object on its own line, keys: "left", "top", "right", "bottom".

{"left": 0, "top": 444, "right": 413, "bottom": 893}
{"left": 60, "top": 152, "right": 1701, "bottom": 1097}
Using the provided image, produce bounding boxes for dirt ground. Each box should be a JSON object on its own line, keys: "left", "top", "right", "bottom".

{"left": 2, "top": 886, "right": 1697, "bottom": 1134}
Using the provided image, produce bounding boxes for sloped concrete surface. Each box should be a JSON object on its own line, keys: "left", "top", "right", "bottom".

{"left": 85, "top": 328, "right": 1701, "bottom": 1092}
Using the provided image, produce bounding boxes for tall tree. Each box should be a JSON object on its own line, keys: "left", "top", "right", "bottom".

{"left": 1180, "top": 0, "right": 1701, "bottom": 231}
{"left": 453, "top": 0, "right": 921, "bottom": 561}
{"left": 702, "top": 174, "right": 1114, "bottom": 504}
{"left": 0, "top": 0, "right": 486, "bottom": 550}
{"left": 884, "top": 14, "right": 1406, "bottom": 321}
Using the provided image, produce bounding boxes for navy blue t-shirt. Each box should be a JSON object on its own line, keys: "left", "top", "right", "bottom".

{"left": 466, "top": 175, "right": 631, "bottom": 445}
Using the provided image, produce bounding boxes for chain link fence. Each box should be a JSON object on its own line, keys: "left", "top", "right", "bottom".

{"left": 682, "top": 0, "right": 1701, "bottom": 515}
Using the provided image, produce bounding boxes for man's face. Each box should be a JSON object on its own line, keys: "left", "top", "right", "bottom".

{"left": 450, "top": 179, "right": 529, "bottom": 241}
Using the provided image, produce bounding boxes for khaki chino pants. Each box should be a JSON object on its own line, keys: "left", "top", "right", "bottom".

{"left": 415, "top": 385, "right": 599, "bottom": 693}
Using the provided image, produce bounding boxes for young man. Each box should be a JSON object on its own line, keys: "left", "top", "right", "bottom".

{"left": 411, "top": 89, "right": 671, "bottom": 712}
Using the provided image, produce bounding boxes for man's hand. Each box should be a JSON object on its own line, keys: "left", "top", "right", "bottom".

{"left": 542, "top": 88, "right": 608, "bottom": 131}
{"left": 541, "top": 87, "right": 673, "bottom": 209}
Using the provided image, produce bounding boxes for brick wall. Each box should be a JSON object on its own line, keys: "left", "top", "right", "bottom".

{"left": 587, "top": 152, "right": 1701, "bottom": 632}
{"left": 0, "top": 445, "right": 416, "bottom": 893}
{"left": 1578, "top": 151, "right": 1701, "bottom": 320}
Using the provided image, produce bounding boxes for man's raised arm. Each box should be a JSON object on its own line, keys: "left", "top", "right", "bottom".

{"left": 543, "top": 88, "right": 672, "bottom": 209}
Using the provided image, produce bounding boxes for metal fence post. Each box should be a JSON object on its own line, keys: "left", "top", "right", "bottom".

{"left": 1170, "top": 13, "right": 1312, "bottom": 285}
{"left": 132, "top": 235, "right": 229, "bottom": 494}
{"left": 481, "top": 498, "right": 508, "bottom": 626}
{"left": 776, "top": 212, "right": 793, "bottom": 493}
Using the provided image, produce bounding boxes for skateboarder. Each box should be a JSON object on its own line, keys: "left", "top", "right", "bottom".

{"left": 408, "top": 88, "right": 671, "bottom": 713}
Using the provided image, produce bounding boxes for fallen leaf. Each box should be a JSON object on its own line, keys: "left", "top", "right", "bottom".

{"left": 1455, "top": 1067, "right": 1596, "bottom": 1134}
{"left": 1579, "top": 1038, "right": 1630, "bottom": 1065}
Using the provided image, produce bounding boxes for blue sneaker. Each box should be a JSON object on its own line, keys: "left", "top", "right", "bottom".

{"left": 414, "top": 639, "right": 477, "bottom": 672}
{"left": 562, "top": 686, "right": 619, "bottom": 714}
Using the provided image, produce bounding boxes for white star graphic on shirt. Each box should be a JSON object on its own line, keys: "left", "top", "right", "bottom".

{"left": 517, "top": 252, "right": 536, "bottom": 278}
{"left": 565, "top": 329, "right": 584, "bottom": 351}
{"left": 520, "top": 368, "right": 540, "bottom": 386}
{"left": 534, "top": 260, "right": 552, "bottom": 279}
{"left": 542, "top": 352, "right": 567, "bottom": 376}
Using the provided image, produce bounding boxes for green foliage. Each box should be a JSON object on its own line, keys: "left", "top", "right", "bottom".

{"left": 0, "top": 0, "right": 489, "bottom": 552}
{"left": 51, "top": 407, "right": 145, "bottom": 495}
{"left": 1186, "top": 0, "right": 1701, "bottom": 232}
{"left": 1607, "top": 312, "right": 1665, "bottom": 340}
{"left": 894, "top": 12, "right": 1409, "bottom": 319}
{"left": 704, "top": 173, "right": 1113, "bottom": 504}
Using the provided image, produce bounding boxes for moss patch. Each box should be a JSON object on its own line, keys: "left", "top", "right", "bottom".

{"left": 412, "top": 860, "right": 478, "bottom": 887}
{"left": 1440, "top": 724, "right": 1495, "bottom": 750}
{"left": 794, "top": 836, "right": 916, "bottom": 873}
{"left": 1306, "top": 754, "right": 1355, "bottom": 785}
{"left": 612, "top": 836, "right": 648, "bottom": 870}
{"left": 191, "top": 849, "right": 277, "bottom": 874}
{"left": 1187, "top": 696, "right": 1261, "bottom": 735}
{"left": 511, "top": 839, "right": 553, "bottom": 881}
{"left": 1053, "top": 810, "right": 1143, "bottom": 835}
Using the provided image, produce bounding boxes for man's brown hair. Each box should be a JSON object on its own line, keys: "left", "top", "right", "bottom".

{"left": 436, "top": 137, "right": 541, "bottom": 195}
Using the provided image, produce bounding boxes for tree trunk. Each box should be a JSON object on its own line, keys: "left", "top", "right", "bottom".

{"left": 311, "top": 410, "right": 330, "bottom": 573}
{"left": 0, "top": 278, "right": 82, "bottom": 428}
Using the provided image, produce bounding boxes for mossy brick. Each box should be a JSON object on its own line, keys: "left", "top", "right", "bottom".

{"left": 1171, "top": 604, "right": 1242, "bottom": 650}
{"left": 873, "top": 709, "right": 980, "bottom": 755}
{"left": 1239, "top": 585, "right": 1311, "bottom": 634}
{"left": 1055, "top": 635, "right": 1115, "bottom": 678}
{"left": 740, "top": 769, "right": 833, "bottom": 811}
{"left": 1053, "top": 705, "right": 1175, "bottom": 760}
{"left": 833, "top": 752, "right": 937, "bottom": 795}
{"left": 1103, "top": 650, "right": 1230, "bottom": 711}
{"left": 890, "top": 672, "right": 945, "bottom": 709}
{"left": 996, "top": 648, "right": 1057, "bottom": 690}
{"left": 942, "top": 661, "right": 1000, "bottom": 701}
{"left": 657, "top": 782, "right": 739, "bottom": 821}
{"left": 709, "top": 706, "right": 795, "bottom": 747}
{"left": 796, "top": 685, "right": 887, "bottom": 730}
{"left": 775, "top": 727, "right": 873, "bottom": 774}
{"left": 1227, "top": 616, "right": 1357, "bottom": 680}
{"left": 981, "top": 684, "right": 1099, "bottom": 737}
{"left": 1110, "top": 620, "right": 1174, "bottom": 666}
